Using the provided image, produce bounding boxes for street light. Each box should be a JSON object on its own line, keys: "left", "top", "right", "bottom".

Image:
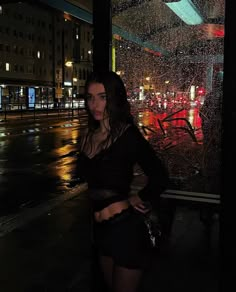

{"left": 65, "top": 60, "right": 80, "bottom": 115}
{"left": 65, "top": 61, "right": 73, "bottom": 67}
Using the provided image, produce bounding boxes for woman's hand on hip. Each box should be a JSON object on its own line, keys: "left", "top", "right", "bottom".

{"left": 128, "top": 195, "right": 151, "bottom": 214}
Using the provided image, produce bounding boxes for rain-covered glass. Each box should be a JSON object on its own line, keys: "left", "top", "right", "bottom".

{"left": 112, "top": 0, "right": 224, "bottom": 195}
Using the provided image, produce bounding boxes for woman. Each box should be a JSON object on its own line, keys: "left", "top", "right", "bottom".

{"left": 77, "top": 71, "right": 169, "bottom": 292}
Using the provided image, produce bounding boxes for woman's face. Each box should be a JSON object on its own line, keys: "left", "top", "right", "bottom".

{"left": 86, "top": 82, "right": 107, "bottom": 121}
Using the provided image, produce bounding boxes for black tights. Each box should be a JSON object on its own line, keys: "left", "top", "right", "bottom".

{"left": 99, "top": 255, "right": 143, "bottom": 292}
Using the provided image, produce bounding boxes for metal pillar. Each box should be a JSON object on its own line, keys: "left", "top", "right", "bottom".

{"left": 206, "top": 62, "right": 213, "bottom": 93}
{"left": 221, "top": 0, "right": 236, "bottom": 290}
{"left": 92, "top": 0, "right": 112, "bottom": 71}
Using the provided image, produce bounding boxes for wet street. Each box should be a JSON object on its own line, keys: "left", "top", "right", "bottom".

{"left": 0, "top": 106, "right": 203, "bottom": 219}
{"left": 0, "top": 115, "right": 87, "bottom": 217}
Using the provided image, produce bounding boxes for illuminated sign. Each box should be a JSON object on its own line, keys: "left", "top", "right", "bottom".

{"left": 28, "top": 87, "right": 35, "bottom": 108}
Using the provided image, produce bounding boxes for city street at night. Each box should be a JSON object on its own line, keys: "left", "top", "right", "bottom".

{"left": 0, "top": 0, "right": 232, "bottom": 289}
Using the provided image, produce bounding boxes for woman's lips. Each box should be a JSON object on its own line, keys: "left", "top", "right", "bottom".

{"left": 92, "top": 111, "right": 103, "bottom": 118}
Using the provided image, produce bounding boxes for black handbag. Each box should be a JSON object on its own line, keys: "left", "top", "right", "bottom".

{"left": 143, "top": 211, "right": 162, "bottom": 249}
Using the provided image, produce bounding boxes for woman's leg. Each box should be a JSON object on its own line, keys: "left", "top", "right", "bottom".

{"left": 99, "top": 256, "right": 143, "bottom": 292}
{"left": 99, "top": 255, "right": 114, "bottom": 291}
{"left": 112, "top": 265, "right": 143, "bottom": 292}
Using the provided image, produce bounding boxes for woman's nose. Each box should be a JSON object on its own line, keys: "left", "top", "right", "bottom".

{"left": 90, "top": 97, "right": 99, "bottom": 107}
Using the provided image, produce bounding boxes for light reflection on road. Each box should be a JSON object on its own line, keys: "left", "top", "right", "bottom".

{"left": 135, "top": 107, "right": 202, "bottom": 131}
{"left": 0, "top": 119, "right": 82, "bottom": 216}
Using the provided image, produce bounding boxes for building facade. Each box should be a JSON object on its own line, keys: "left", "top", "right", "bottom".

{"left": 0, "top": 1, "right": 93, "bottom": 110}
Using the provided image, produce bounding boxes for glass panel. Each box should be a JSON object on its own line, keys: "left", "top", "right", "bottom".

{"left": 112, "top": 0, "right": 224, "bottom": 194}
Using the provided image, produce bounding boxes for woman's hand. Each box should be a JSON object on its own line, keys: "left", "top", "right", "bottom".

{"left": 128, "top": 195, "right": 151, "bottom": 214}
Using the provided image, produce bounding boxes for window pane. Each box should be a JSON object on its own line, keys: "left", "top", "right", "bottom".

{"left": 112, "top": 0, "right": 224, "bottom": 194}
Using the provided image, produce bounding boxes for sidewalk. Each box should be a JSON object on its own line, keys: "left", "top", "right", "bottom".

{"left": 0, "top": 181, "right": 219, "bottom": 292}
{"left": 0, "top": 189, "right": 93, "bottom": 292}
{"left": 0, "top": 108, "right": 86, "bottom": 124}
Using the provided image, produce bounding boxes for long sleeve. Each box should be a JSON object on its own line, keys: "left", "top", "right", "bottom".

{"left": 133, "top": 127, "right": 169, "bottom": 203}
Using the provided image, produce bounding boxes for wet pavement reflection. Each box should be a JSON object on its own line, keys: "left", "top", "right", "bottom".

{"left": 0, "top": 118, "right": 84, "bottom": 216}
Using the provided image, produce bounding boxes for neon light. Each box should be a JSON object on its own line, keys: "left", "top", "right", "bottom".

{"left": 164, "top": 0, "right": 203, "bottom": 25}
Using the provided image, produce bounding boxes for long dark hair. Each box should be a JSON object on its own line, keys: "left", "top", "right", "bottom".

{"left": 84, "top": 71, "right": 134, "bottom": 139}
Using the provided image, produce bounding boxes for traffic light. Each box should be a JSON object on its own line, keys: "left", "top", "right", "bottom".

{"left": 197, "top": 87, "right": 205, "bottom": 96}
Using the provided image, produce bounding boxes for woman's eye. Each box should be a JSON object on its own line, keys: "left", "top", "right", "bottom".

{"left": 100, "top": 94, "right": 107, "bottom": 100}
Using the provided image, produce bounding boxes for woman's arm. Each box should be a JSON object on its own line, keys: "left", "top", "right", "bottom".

{"left": 133, "top": 127, "right": 169, "bottom": 205}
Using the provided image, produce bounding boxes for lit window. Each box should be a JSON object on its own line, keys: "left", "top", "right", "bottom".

{"left": 5, "top": 63, "right": 10, "bottom": 71}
